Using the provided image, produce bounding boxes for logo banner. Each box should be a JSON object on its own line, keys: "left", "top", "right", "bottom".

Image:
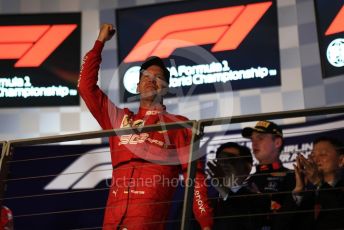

{"left": 116, "top": 0, "right": 280, "bottom": 102}
{"left": 0, "top": 13, "right": 81, "bottom": 107}
{"left": 315, "top": 0, "right": 344, "bottom": 78}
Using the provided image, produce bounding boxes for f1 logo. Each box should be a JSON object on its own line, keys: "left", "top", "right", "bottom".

{"left": 325, "top": 5, "right": 344, "bottom": 36}
{"left": 0, "top": 24, "right": 77, "bottom": 67}
{"left": 124, "top": 2, "right": 272, "bottom": 63}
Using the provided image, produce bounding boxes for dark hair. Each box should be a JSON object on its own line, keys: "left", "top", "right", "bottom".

{"left": 216, "top": 142, "right": 253, "bottom": 164}
{"left": 313, "top": 136, "right": 344, "bottom": 155}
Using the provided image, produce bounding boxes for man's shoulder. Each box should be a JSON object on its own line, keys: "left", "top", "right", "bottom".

{"left": 163, "top": 112, "right": 189, "bottom": 122}
{"left": 121, "top": 107, "right": 134, "bottom": 115}
{"left": 333, "top": 177, "right": 344, "bottom": 188}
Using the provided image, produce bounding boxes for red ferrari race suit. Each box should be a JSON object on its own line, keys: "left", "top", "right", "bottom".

{"left": 78, "top": 40, "right": 213, "bottom": 230}
{"left": 0, "top": 206, "right": 13, "bottom": 230}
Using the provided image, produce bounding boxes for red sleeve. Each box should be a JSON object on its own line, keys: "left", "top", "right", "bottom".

{"left": 0, "top": 206, "right": 13, "bottom": 227}
{"left": 78, "top": 40, "right": 122, "bottom": 129}
{"left": 174, "top": 117, "right": 214, "bottom": 229}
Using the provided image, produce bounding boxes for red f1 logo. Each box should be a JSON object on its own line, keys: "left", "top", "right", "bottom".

{"left": 124, "top": 2, "right": 272, "bottom": 63}
{"left": 325, "top": 5, "right": 344, "bottom": 36}
{"left": 0, "top": 24, "right": 77, "bottom": 67}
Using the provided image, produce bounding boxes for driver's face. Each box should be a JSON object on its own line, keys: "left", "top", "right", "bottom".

{"left": 137, "top": 65, "right": 168, "bottom": 99}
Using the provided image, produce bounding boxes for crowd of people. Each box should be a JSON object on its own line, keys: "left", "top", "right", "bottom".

{"left": 208, "top": 121, "right": 344, "bottom": 230}
{"left": 75, "top": 23, "right": 344, "bottom": 229}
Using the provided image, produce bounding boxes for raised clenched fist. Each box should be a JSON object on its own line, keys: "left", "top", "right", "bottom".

{"left": 97, "top": 23, "right": 116, "bottom": 43}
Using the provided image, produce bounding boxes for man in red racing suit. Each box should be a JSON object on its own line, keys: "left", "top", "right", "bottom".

{"left": 78, "top": 24, "right": 213, "bottom": 230}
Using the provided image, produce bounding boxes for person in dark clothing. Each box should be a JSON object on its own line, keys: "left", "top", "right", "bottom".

{"left": 293, "top": 136, "right": 344, "bottom": 230}
{"left": 242, "top": 120, "right": 296, "bottom": 229}
{"left": 207, "top": 142, "right": 270, "bottom": 230}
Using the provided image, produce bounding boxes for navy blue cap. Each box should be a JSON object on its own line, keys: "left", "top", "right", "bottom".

{"left": 140, "top": 56, "right": 170, "bottom": 83}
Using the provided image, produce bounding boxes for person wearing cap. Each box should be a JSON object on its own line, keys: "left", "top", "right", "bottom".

{"left": 242, "top": 120, "right": 295, "bottom": 229}
{"left": 207, "top": 142, "right": 269, "bottom": 230}
{"left": 78, "top": 24, "right": 213, "bottom": 230}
